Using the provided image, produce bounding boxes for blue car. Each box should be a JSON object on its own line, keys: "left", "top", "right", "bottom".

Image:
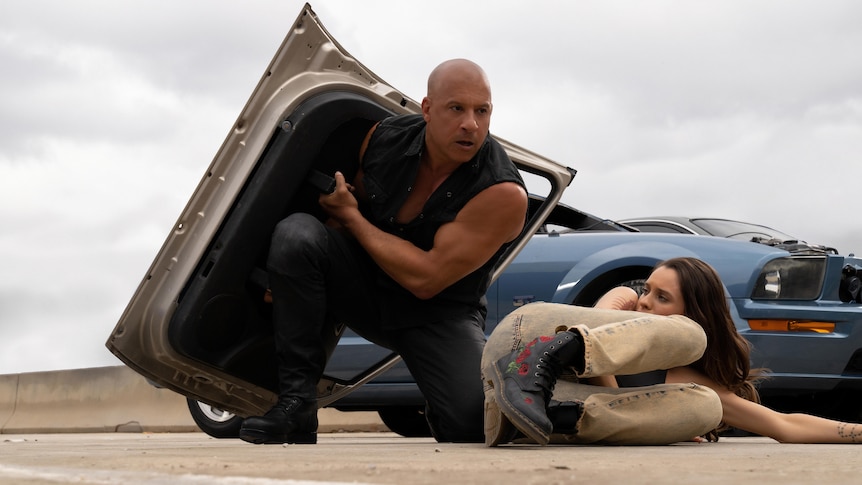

{"left": 106, "top": 4, "right": 862, "bottom": 438}
{"left": 333, "top": 202, "right": 862, "bottom": 437}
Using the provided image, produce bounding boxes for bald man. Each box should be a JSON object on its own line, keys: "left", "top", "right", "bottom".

{"left": 240, "top": 59, "right": 528, "bottom": 444}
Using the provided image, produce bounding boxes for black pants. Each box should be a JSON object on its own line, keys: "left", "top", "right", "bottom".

{"left": 267, "top": 213, "right": 485, "bottom": 442}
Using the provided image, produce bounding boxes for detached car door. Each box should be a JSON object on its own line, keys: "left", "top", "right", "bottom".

{"left": 105, "top": 4, "right": 575, "bottom": 418}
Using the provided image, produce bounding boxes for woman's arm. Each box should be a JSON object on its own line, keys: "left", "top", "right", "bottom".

{"left": 667, "top": 366, "right": 862, "bottom": 443}
{"left": 593, "top": 286, "right": 638, "bottom": 311}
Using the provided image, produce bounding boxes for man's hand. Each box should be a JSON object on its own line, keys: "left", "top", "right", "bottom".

{"left": 318, "top": 171, "right": 358, "bottom": 226}
{"left": 336, "top": 180, "right": 526, "bottom": 300}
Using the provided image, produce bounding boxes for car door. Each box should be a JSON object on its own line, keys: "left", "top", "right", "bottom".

{"left": 105, "top": 4, "right": 575, "bottom": 418}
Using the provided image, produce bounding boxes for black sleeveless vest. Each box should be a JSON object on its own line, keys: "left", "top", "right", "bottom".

{"left": 360, "top": 114, "right": 525, "bottom": 328}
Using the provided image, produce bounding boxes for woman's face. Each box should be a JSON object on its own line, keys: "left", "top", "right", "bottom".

{"left": 636, "top": 266, "right": 686, "bottom": 316}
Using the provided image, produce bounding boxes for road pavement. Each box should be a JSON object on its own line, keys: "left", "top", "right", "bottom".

{"left": 2, "top": 432, "right": 860, "bottom": 484}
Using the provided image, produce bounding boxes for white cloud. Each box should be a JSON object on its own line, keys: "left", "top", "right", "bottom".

{"left": 1, "top": 0, "right": 861, "bottom": 374}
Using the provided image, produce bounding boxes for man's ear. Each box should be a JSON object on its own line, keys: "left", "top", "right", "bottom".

{"left": 420, "top": 96, "right": 431, "bottom": 121}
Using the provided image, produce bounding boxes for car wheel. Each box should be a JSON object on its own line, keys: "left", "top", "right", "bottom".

{"left": 186, "top": 398, "right": 243, "bottom": 439}
{"left": 618, "top": 278, "right": 646, "bottom": 296}
{"left": 377, "top": 407, "right": 432, "bottom": 437}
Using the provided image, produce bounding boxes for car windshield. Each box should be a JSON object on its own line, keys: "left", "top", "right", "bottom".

{"left": 691, "top": 218, "right": 797, "bottom": 241}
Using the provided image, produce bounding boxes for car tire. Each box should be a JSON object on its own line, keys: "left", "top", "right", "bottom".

{"left": 186, "top": 398, "right": 243, "bottom": 439}
{"left": 377, "top": 407, "right": 432, "bottom": 437}
{"left": 619, "top": 278, "right": 646, "bottom": 296}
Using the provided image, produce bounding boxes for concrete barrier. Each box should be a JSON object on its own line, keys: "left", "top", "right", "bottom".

{"left": 0, "top": 373, "right": 18, "bottom": 431}
{"left": 0, "top": 366, "right": 386, "bottom": 434}
{"left": 1, "top": 366, "right": 196, "bottom": 434}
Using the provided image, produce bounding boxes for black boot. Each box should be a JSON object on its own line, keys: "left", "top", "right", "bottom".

{"left": 248, "top": 234, "right": 334, "bottom": 445}
{"left": 489, "top": 330, "right": 583, "bottom": 445}
{"left": 238, "top": 344, "right": 323, "bottom": 445}
{"left": 239, "top": 397, "right": 318, "bottom": 444}
{"left": 484, "top": 393, "right": 521, "bottom": 447}
{"left": 484, "top": 397, "right": 584, "bottom": 446}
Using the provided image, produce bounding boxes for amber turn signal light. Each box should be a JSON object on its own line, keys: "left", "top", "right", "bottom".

{"left": 747, "top": 319, "right": 835, "bottom": 334}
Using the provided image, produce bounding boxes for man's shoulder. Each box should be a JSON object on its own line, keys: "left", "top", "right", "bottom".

{"left": 366, "top": 114, "right": 425, "bottom": 156}
{"left": 379, "top": 113, "right": 424, "bottom": 130}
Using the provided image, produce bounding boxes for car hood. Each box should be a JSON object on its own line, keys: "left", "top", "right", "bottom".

{"left": 620, "top": 216, "right": 840, "bottom": 255}
{"left": 105, "top": 3, "right": 575, "bottom": 416}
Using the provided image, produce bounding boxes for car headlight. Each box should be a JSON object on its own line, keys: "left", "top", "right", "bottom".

{"left": 751, "top": 256, "right": 826, "bottom": 300}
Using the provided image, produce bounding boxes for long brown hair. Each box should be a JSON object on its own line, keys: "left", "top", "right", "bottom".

{"left": 655, "top": 257, "right": 761, "bottom": 403}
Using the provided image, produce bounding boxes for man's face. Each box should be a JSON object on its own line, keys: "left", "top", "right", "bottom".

{"left": 422, "top": 80, "right": 492, "bottom": 165}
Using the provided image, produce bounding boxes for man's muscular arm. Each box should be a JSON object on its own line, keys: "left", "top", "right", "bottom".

{"left": 320, "top": 172, "right": 527, "bottom": 300}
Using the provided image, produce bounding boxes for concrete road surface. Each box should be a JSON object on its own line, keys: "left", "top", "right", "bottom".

{"left": 1, "top": 432, "right": 860, "bottom": 484}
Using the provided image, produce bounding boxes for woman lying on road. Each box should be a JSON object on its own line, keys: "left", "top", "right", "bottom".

{"left": 483, "top": 257, "right": 862, "bottom": 445}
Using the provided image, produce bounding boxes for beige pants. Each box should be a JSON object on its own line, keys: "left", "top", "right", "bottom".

{"left": 481, "top": 302, "right": 723, "bottom": 445}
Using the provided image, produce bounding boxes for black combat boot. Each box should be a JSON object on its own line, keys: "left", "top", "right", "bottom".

{"left": 239, "top": 284, "right": 328, "bottom": 445}
{"left": 238, "top": 341, "right": 325, "bottom": 445}
{"left": 241, "top": 243, "right": 334, "bottom": 445}
{"left": 484, "top": 393, "right": 520, "bottom": 446}
{"left": 488, "top": 330, "right": 583, "bottom": 445}
{"left": 485, "top": 396, "right": 585, "bottom": 446}
{"left": 238, "top": 319, "right": 327, "bottom": 445}
{"left": 239, "top": 396, "right": 318, "bottom": 444}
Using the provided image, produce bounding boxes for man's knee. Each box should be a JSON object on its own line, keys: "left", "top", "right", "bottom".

{"left": 268, "top": 213, "right": 327, "bottom": 272}
{"left": 426, "top": 399, "right": 484, "bottom": 443}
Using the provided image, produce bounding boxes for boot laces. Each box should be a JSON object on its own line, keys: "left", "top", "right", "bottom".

{"left": 534, "top": 350, "right": 563, "bottom": 397}
{"left": 267, "top": 397, "right": 304, "bottom": 416}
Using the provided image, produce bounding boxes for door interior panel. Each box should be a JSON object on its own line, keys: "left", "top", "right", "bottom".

{"left": 168, "top": 91, "right": 393, "bottom": 391}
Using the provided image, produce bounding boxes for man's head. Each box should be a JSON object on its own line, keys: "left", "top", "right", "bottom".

{"left": 421, "top": 59, "right": 493, "bottom": 166}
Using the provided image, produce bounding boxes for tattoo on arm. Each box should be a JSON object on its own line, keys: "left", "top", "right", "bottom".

{"left": 837, "top": 422, "right": 862, "bottom": 443}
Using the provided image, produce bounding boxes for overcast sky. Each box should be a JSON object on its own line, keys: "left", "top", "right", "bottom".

{"left": 2, "top": 0, "right": 861, "bottom": 375}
